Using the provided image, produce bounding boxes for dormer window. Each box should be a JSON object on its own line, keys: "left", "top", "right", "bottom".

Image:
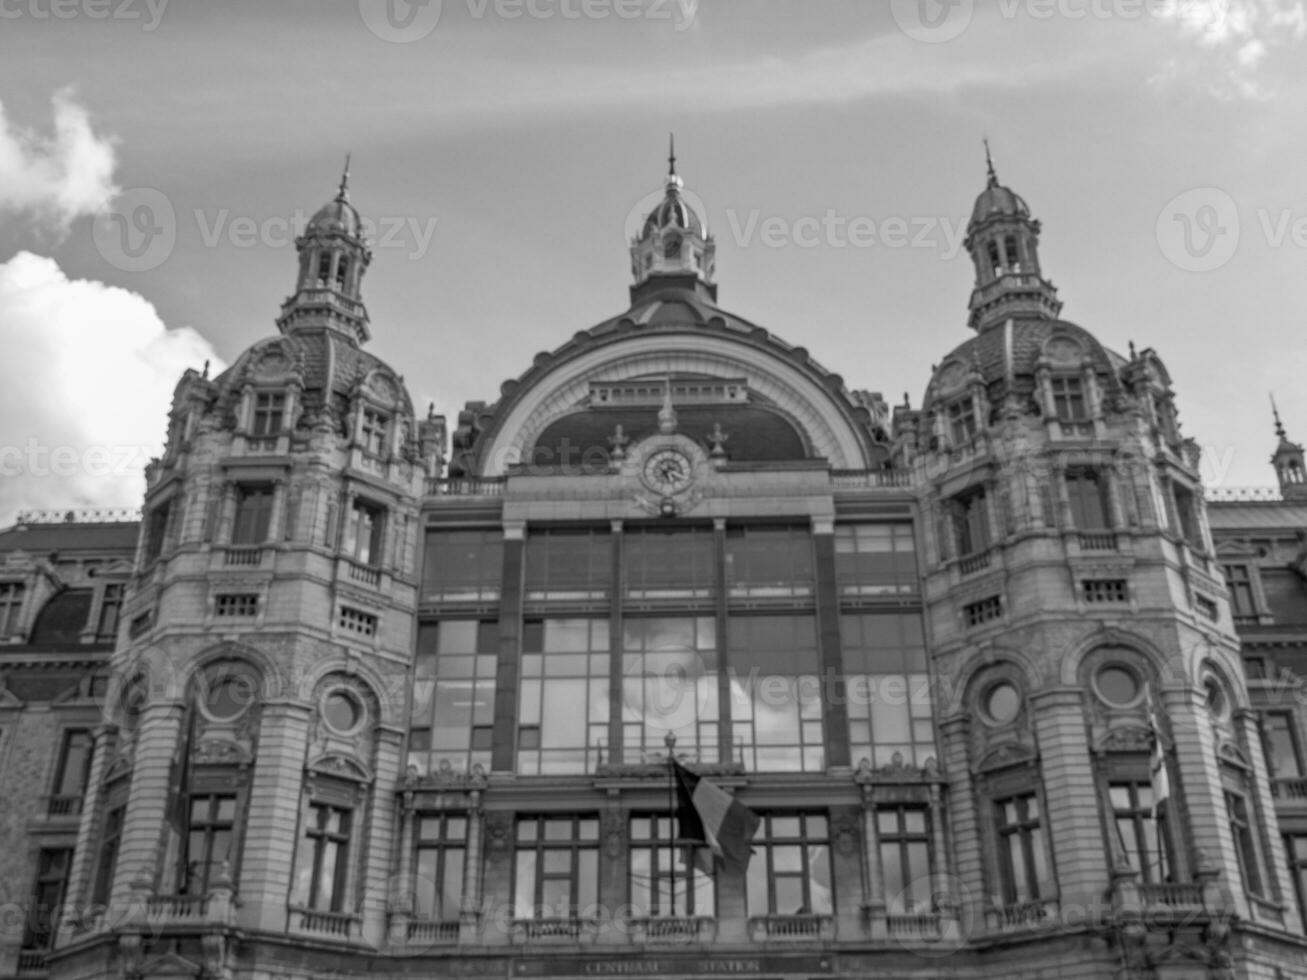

{"left": 947, "top": 397, "right": 978, "bottom": 444}
{"left": 360, "top": 409, "right": 388, "bottom": 457}
{"left": 97, "top": 583, "right": 124, "bottom": 640}
{"left": 1051, "top": 377, "right": 1087, "bottom": 421}
{"left": 0, "top": 582, "right": 24, "bottom": 638}
{"left": 251, "top": 392, "right": 285, "bottom": 437}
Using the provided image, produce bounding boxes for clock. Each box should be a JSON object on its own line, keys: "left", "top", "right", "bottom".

{"left": 642, "top": 448, "right": 694, "bottom": 494}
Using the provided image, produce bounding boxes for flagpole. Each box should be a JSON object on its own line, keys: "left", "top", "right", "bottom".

{"left": 665, "top": 731, "right": 677, "bottom": 917}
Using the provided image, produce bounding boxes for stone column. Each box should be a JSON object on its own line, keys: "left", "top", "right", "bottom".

{"left": 235, "top": 702, "right": 312, "bottom": 932}
{"left": 460, "top": 782, "right": 486, "bottom": 943}
{"left": 812, "top": 517, "right": 850, "bottom": 770}
{"left": 491, "top": 524, "right": 526, "bottom": 774}
{"left": 359, "top": 726, "right": 404, "bottom": 947}
{"left": 110, "top": 702, "right": 184, "bottom": 909}
{"left": 58, "top": 724, "right": 115, "bottom": 943}
{"left": 938, "top": 716, "right": 984, "bottom": 932}
{"left": 389, "top": 790, "right": 415, "bottom": 944}
{"left": 858, "top": 779, "right": 886, "bottom": 939}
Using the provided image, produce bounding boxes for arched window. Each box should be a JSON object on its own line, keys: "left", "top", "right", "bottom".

{"left": 317, "top": 253, "right": 332, "bottom": 285}
{"left": 1004, "top": 236, "right": 1020, "bottom": 271}
{"left": 986, "top": 240, "right": 1001, "bottom": 276}
{"left": 335, "top": 257, "right": 349, "bottom": 292}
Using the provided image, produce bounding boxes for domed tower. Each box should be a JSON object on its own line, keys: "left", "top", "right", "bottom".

{"left": 64, "top": 169, "right": 444, "bottom": 966}
{"left": 898, "top": 154, "right": 1288, "bottom": 974}
{"left": 964, "top": 144, "right": 1062, "bottom": 332}
{"left": 629, "top": 136, "right": 717, "bottom": 303}
{"left": 1271, "top": 397, "right": 1307, "bottom": 501}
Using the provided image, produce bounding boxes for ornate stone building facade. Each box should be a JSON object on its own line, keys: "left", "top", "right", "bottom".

{"left": 2, "top": 153, "right": 1307, "bottom": 980}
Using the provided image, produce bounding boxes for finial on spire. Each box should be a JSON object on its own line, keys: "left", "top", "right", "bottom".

{"left": 668, "top": 133, "right": 677, "bottom": 177}
{"left": 1273, "top": 393, "right": 1288, "bottom": 439}
{"left": 984, "top": 138, "right": 998, "bottom": 188}
{"left": 337, "top": 153, "right": 352, "bottom": 201}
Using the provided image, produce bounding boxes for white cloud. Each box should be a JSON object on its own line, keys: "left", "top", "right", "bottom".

{"left": 0, "top": 252, "right": 222, "bottom": 525}
{"left": 1152, "top": 0, "right": 1307, "bottom": 97}
{"left": 0, "top": 90, "right": 118, "bottom": 232}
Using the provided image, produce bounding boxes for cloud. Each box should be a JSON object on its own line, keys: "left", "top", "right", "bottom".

{"left": 0, "top": 252, "right": 222, "bottom": 525}
{"left": 0, "top": 90, "right": 119, "bottom": 232}
{"left": 1152, "top": 0, "right": 1307, "bottom": 97}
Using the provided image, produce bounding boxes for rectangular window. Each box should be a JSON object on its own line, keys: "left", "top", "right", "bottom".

{"left": 232, "top": 485, "right": 274, "bottom": 545}
{"left": 1110, "top": 780, "right": 1169, "bottom": 884}
{"left": 947, "top": 397, "right": 978, "bottom": 444}
{"left": 361, "top": 409, "right": 388, "bottom": 456}
{"left": 729, "top": 615, "right": 823, "bottom": 772}
{"left": 183, "top": 793, "right": 237, "bottom": 896}
{"left": 97, "top": 583, "right": 124, "bottom": 639}
{"left": 1066, "top": 468, "right": 1110, "bottom": 530}
{"left": 628, "top": 814, "right": 715, "bottom": 917}
{"left": 746, "top": 813, "right": 832, "bottom": 916}
{"left": 1173, "top": 485, "right": 1201, "bottom": 549}
{"left": 338, "top": 606, "right": 377, "bottom": 638}
{"left": 1082, "top": 579, "right": 1129, "bottom": 604}
{"left": 878, "top": 807, "right": 932, "bottom": 913}
{"left": 841, "top": 613, "right": 934, "bottom": 768}
{"left": 414, "top": 813, "right": 466, "bottom": 922}
{"left": 1264, "top": 712, "right": 1303, "bottom": 780}
{"left": 949, "top": 488, "right": 990, "bottom": 558}
{"left": 1051, "top": 377, "right": 1087, "bottom": 421}
{"left": 1226, "top": 790, "right": 1263, "bottom": 895}
{"left": 994, "top": 792, "right": 1049, "bottom": 905}
{"left": 143, "top": 502, "right": 171, "bottom": 563}
{"left": 343, "top": 499, "right": 385, "bottom": 566}
{"left": 622, "top": 617, "right": 718, "bottom": 764}
{"left": 293, "top": 802, "right": 353, "bottom": 912}
{"left": 251, "top": 392, "right": 285, "bottom": 437}
{"left": 92, "top": 805, "right": 126, "bottom": 908}
{"left": 525, "top": 528, "right": 611, "bottom": 602}
{"left": 1223, "top": 564, "right": 1257, "bottom": 620}
{"left": 21, "top": 848, "right": 72, "bottom": 951}
{"left": 128, "top": 610, "right": 154, "bottom": 639}
{"left": 0, "top": 582, "right": 25, "bottom": 637}
{"left": 410, "top": 621, "right": 497, "bottom": 775}
{"left": 834, "top": 524, "right": 919, "bottom": 596}
{"left": 624, "top": 526, "right": 715, "bottom": 600}
{"left": 215, "top": 593, "right": 259, "bottom": 618}
{"left": 422, "top": 529, "right": 503, "bottom": 602}
{"left": 51, "top": 729, "right": 93, "bottom": 812}
{"left": 1286, "top": 834, "right": 1307, "bottom": 932}
{"left": 725, "top": 526, "right": 813, "bottom": 598}
{"left": 513, "top": 815, "right": 600, "bottom": 919}
{"left": 518, "top": 619, "right": 610, "bottom": 774}
{"left": 964, "top": 596, "right": 1003, "bottom": 627}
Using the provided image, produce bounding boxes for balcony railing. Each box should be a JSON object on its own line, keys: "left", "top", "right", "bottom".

{"left": 989, "top": 901, "right": 1053, "bottom": 931}
{"left": 829, "top": 469, "right": 914, "bottom": 489}
{"left": 222, "top": 545, "right": 265, "bottom": 567}
{"left": 1272, "top": 777, "right": 1307, "bottom": 801}
{"left": 629, "top": 916, "right": 717, "bottom": 944}
{"left": 406, "top": 919, "right": 460, "bottom": 945}
{"left": 146, "top": 895, "right": 210, "bottom": 921}
{"left": 1138, "top": 882, "right": 1205, "bottom": 911}
{"left": 1078, "top": 531, "right": 1118, "bottom": 552}
{"left": 511, "top": 917, "right": 598, "bottom": 944}
{"left": 747, "top": 914, "right": 835, "bottom": 942}
{"left": 425, "top": 477, "right": 507, "bottom": 497}
{"left": 16, "top": 950, "right": 48, "bottom": 975}
{"left": 885, "top": 912, "right": 942, "bottom": 940}
{"left": 344, "top": 559, "right": 381, "bottom": 587}
{"left": 293, "top": 907, "right": 358, "bottom": 938}
{"left": 44, "top": 794, "right": 83, "bottom": 818}
{"left": 957, "top": 550, "right": 992, "bottom": 576}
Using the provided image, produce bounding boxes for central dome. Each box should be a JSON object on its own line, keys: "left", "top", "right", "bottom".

{"left": 641, "top": 175, "right": 707, "bottom": 238}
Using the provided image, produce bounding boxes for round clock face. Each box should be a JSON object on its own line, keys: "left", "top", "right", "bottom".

{"left": 642, "top": 448, "right": 693, "bottom": 494}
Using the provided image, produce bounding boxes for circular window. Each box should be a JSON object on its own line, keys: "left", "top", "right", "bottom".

{"left": 1096, "top": 666, "right": 1141, "bottom": 707}
{"left": 323, "top": 690, "right": 362, "bottom": 733}
{"left": 205, "top": 674, "right": 255, "bottom": 720}
{"left": 985, "top": 682, "right": 1021, "bottom": 725}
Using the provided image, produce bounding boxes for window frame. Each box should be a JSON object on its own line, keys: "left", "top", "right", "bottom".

{"left": 413, "top": 812, "right": 468, "bottom": 923}
{"left": 0, "top": 580, "right": 23, "bottom": 637}
{"left": 745, "top": 812, "right": 834, "bottom": 917}
{"left": 993, "top": 790, "right": 1050, "bottom": 906}
{"left": 513, "top": 814, "right": 601, "bottom": 920}
{"left": 231, "top": 484, "right": 275, "bottom": 546}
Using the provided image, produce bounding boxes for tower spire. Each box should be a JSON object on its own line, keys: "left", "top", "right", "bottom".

{"left": 668, "top": 133, "right": 677, "bottom": 178}
{"left": 337, "top": 153, "right": 352, "bottom": 201}
{"left": 984, "top": 138, "right": 998, "bottom": 188}
{"left": 1273, "top": 392, "right": 1287, "bottom": 440}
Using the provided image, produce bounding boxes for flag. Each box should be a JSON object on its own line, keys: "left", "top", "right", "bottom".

{"left": 672, "top": 760, "right": 760, "bottom": 876}
{"left": 1144, "top": 683, "right": 1171, "bottom": 817}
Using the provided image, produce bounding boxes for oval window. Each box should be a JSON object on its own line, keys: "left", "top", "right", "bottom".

{"left": 205, "top": 673, "right": 255, "bottom": 720}
{"left": 1096, "top": 666, "right": 1141, "bottom": 707}
{"left": 323, "top": 690, "right": 362, "bottom": 733}
{"left": 985, "top": 682, "right": 1021, "bottom": 724}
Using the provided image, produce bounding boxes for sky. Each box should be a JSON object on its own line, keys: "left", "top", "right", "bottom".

{"left": 1, "top": 0, "right": 1306, "bottom": 523}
